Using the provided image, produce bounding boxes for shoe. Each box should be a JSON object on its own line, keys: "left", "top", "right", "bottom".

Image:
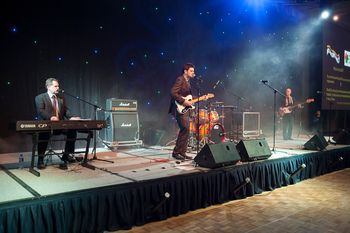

{"left": 62, "top": 154, "right": 76, "bottom": 163}
{"left": 59, "top": 162, "right": 68, "bottom": 170}
{"left": 172, "top": 153, "right": 185, "bottom": 160}
{"left": 75, "top": 156, "right": 84, "bottom": 162}
{"left": 37, "top": 157, "right": 46, "bottom": 170}
{"left": 180, "top": 154, "right": 192, "bottom": 160}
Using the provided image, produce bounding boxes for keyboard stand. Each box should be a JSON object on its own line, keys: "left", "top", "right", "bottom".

{"left": 28, "top": 130, "right": 93, "bottom": 177}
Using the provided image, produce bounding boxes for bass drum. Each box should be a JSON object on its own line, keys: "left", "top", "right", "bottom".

{"left": 198, "top": 123, "right": 225, "bottom": 144}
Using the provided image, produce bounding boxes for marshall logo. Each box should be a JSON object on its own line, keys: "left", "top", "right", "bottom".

{"left": 121, "top": 123, "right": 132, "bottom": 127}
{"left": 108, "top": 99, "right": 137, "bottom": 111}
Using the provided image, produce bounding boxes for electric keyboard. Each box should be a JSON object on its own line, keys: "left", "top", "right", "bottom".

{"left": 16, "top": 120, "right": 107, "bottom": 132}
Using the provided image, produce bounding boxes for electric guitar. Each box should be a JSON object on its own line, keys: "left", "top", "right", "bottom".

{"left": 175, "top": 93, "right": 215, "bottom": 114}
{"left": 278, "top": 98, "right": 314, "bottom": 117}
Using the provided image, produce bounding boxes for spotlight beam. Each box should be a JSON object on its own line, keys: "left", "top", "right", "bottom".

{"left": 321, "top": 10, "right": 330, "bottom": 19}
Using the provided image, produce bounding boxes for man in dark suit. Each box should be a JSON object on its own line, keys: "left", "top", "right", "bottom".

{"left": 35, "top": 78, "right": 80, "bottom": 169}
{"left": 168, "top": 63, "right": 197, "bottom": 160}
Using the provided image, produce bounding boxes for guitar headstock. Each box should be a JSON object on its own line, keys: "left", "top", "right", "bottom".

{"left": 206, "top": 93, "right": 215, "bottom": 99}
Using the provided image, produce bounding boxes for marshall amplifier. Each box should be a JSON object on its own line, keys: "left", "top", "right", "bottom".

{"left": 99, "top": 112, "right": 140, "bottom": 143}
{"left": 106, "top": 98, "right": 137, "bottom": 112}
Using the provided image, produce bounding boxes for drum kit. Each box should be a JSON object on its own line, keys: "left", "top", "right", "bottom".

{"left": 188, "top": 102, "right": 231, "bottom": 150}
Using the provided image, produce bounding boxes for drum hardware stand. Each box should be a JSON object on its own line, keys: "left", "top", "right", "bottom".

{"left": 187, "top": 110, "right": 198, "bottom": 152}
{"left": 260, "top": 81, "right": 286, "bottom": 152}
{"left": 219, "top": 82, "right": 248, "bottom": 141}
{"left": 60, "top": 90, "right": 114, "bottom": 168}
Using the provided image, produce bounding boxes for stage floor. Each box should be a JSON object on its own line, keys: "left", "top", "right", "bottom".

{"left": 0, "top": 135, "right": 347, "bottom": 205}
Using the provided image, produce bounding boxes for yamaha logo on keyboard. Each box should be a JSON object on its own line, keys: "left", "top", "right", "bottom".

{"left": 121, "top": 123, "right": 132, "bottom": 127}
{"left": 20, "top": 124, "right": 36, "bottom": 129}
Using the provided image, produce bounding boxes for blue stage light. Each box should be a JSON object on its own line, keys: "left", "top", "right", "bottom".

{"left": 246, "top": 0, "right": 267, "bottom": 8}
{"left": 321, "top": 10, "right": 330, "bottom": 19}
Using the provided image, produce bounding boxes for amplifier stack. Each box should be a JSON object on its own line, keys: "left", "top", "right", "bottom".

{"left": 98, "top": 98, "right": 142, "bottom": 147}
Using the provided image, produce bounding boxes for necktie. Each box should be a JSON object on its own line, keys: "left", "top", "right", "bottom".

{"left": 52, "top": 95, "right": 59, "bottom": 119}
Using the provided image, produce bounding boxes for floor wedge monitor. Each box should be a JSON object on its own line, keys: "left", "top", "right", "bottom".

{"left": 236, "top": 138, "right": 272, "bottom": 162}
{"left": 194, "top": 142, "right": 241, "bottom": 168}
{"left": 304, "top": 134, "right": 328, "bottom": 151}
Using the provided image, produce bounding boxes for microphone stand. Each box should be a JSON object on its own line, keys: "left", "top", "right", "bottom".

{"left": 60, "top": 90, "right": 114, "bottom": 167}
{"left": 260, "top": 82, "right": 286, "bottom": 152}
{"left": 193, "top": 77, "right": 203, "bottom": 154}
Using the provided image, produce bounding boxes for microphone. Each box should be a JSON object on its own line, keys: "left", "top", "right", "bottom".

{"left": 213, "top": 80, "right": 221, "bottom": 89}
{"left": 260, "top": 80, "right": 268, "bottom": 84}
{"left": 195, "top": 75, "right": 203, "bottom": 82}
{"left": 58, "top": 89, "right": 65, "bottom": 93}
{"left": 289, "top": 164, "right": 306, "bottom": 179}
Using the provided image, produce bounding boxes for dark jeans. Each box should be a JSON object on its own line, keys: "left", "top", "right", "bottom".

{"left": 173, "top": 111, "right": 190, "bottom": 155}
{"left": 38, "top": 130, "right": 77, "bottom": 157}
{"left": 282, "top": 113, "right": 293, "bottom": 140}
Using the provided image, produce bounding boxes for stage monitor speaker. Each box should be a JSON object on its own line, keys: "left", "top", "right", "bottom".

{"left": 236, "top": 138, "right": 272, "bottom": 162}
{"left": 304, "top": 134, "right": 328, "bottom": 151}
{"left": 332, "top": 129, "right": 350, "bottom": 145}
{"left": 99, "top": 112, "right": 140, "bottom": 142}
{"left": 194, "top": 142, "right": 241, "bottom": 168}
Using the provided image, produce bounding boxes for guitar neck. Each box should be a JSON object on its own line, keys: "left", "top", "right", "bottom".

{"left": 192, "top": 96, "right": 206, "bottom": 103}
{"left": 288, "top": 101, "right": 309, "bottom": 109}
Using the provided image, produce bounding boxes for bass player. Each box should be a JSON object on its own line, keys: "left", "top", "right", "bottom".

{"left": 280, "top": 87, "right": 300, "bottom": 140}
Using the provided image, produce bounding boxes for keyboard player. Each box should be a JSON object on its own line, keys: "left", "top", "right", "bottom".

{"left": 35, "top": 78, "right": 80, "bottom": 170}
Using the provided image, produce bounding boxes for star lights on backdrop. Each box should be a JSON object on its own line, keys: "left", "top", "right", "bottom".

{"left": 4, "top": 1, "right": 343, "bottom": 109}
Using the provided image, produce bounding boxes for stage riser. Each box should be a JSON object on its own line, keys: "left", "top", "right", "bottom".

{"left": 1, "top": 147, "right": 350, "bottom": 233}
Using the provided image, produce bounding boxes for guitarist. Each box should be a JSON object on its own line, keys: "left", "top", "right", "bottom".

{"left": 168, "top": 63, "right": 200, "bottom": 160}
{"left": 281, "top": 87, "right": 301, "bottom": 140}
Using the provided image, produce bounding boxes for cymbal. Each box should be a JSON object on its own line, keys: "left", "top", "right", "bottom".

{"left": 211, "top": 101, "right": 224, "bottom": 106}
{"left": 221, "top": 105, "right": 238, "bottom": 108}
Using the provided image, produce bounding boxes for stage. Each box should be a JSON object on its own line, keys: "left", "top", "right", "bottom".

{"left": 0, "top": 136, "right": 350, "bottom": 233}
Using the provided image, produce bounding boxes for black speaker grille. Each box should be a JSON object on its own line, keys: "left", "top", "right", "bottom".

{"left": 101, "top": 112, "right": 139, "bottom": 142}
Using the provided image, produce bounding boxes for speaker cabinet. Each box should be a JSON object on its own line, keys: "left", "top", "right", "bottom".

{"left": 100, "top": 112, "right": 140, "bottom": 142}
{"left": 304, "top": 134, "right": 328, "bottom": 151}
{"left": 332, "top": 129, "right": 350, "bottom": 145}
{"left": 236, "top": 138, "right": 271, "bottom": 162}
{"left": 194, "top": 142, "right": 241, "bottom": 168}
